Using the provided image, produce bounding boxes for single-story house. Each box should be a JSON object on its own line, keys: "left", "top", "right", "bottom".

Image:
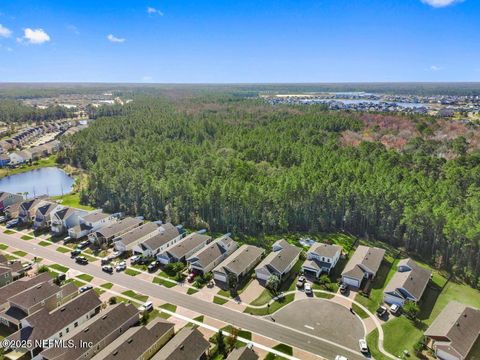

{"left": 50, "top": 207, "right": 89, "bottom": 235}
{"left": 88, "top": 217, "right": 143, "bottom": 245}
{"left": 68, "top": 210, "right": 116, "bottom": 239}
{"left": 383, "top": 258, "right": 431, "bottom": 306}
{"left": 0, "top": 192, "right": 23, "bottom": 212}
{"left": 0, "top": 272, "right": 52, "bottom": 311}
{"left": 187, "top": 234, "right": 238, "bottom": 275}
{"left": 40, "top": 302, "right": 140, "bottom": 360}
{"left": 91, "top": 318, "right": 175, "bottom": 360}
{"left": 341, "top": 245, "right": 386, "bottom": 288}
{"left": 133, "top": 223, "right": 183, "bottom": 257}
{"left": 213, "top": 244, "right": 264, "bottom": 284}
{"left": 151, "top": 327, "right": 210, "bottom": 360}
{"left": 227, "top": 346, "right": 259, "bottom": 360}
{"left": 157, "top": 232, "right": 211, "bottom": 265}
{"left": 425, "top": 301, "right": 480, "bottom": 360}
{"left": 301, "top": 243, "right": 342, "bottom": 277}
{"left": 33, "top": 201, "right": 63, "bottom": 230}
{"left": 255, "top": 239, "right": 302, "bottom": 282}
{"left": 113, "top": 222, "right": 161, "bottom": 253}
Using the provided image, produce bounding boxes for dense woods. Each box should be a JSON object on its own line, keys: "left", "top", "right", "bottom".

{"left": 0, "top": 100, "right": 75, "bottom": 123}
{"left": 61, "top": 96, "right": 480, "bottom": 286}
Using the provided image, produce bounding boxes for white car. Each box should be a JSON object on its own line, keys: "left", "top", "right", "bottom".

{"left": 139, "top": 301, "right": 153, "bottom": 312}
{"left": 109, "top": 251, "right": 122, "bottom": 260}
{"left": 358, "top": 339, "right": 368, "bottom": 353}
{"left": 116, "top": 261, "right": 126, "bottom": 272}
{"left": 304, "top": 283, "right": 312, "bottom": 295}
{"left": 335, "top": 356, "right": 348, "bottom": 360}
{"left": 390, "top": 303, "right": 400, "bottom": 314}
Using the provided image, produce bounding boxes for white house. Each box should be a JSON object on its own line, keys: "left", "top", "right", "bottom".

{"left": 132, "top": 223, "right": 182, "bottom": 257}
{"left": 187, "top": 234, "right": 238, "bottom": 275}
{"left": 50, "top": 207, "right": 89, "bottom": 236}
{"left": 113, "top": 222, "right": 161, "bottom": 253}
{"left": 341, "top": 245, "right": 386, "bottom": 288}
{"left": 301, "top": 243, "right": 342, "bottom": 277}
{"left": 33, "top": 201, "right": 63, "bottom": 230}
{"left": 255, "top": 240, "right": 301, "bottom": 282}
{"left": 68, "top": 211, "right": 116, "bottom": 239}
{"left": 157, "top": 232, "right": 211, "bottom": 265}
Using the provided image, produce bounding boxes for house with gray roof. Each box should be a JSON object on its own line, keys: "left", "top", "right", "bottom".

{"left": 425, "top": 301, "right": 480, "bottom": 360}
{"left": 0, "top": 192, "right": 23, "bottom": 212}
{"left": 187, "top": 234, "right": 238, "bottom": 275}
{"left": 40, "top": 302, "right": 140, "bottom": 360}
{"left": 68, "top": 210, "right": 116, "bottom": 239}
{"left": 88, "top": 217, "right": 143, "bottom": 245}
{"left": 213, "top": 244, "right": 264, "bottom": 284}
{"left": 33, "top": 201, "right": 63, "bottom": 230}
{"left": 50, "top": 206, "right": 89, "bottom": 235}
{"left": 341, "top": 245, "right": 386, "bottom": 288}
{"left": 133, "top": 223, "right": 183, "bottom": 257}
{"left": 113, "top": 222, "right": 161, "bottom": 253}
{"left": 302, "top": 243, "right": 342, "bottom": 277}
{"left": 383, "top": 258, "right": 431, "bottom": 306}
{"left": 0, "top": 272, "right": 52, "bottom": 311}
{"left": 19, "top": 197, "right": 48, "bottom": 224}
{"left": 150, "top": 327, "right": 210, "bottom": 360}
{"left": 91, "top": 318, "right": 175, "bottom": 360}
{"left": 157, "top": 232, "right": 212, "bottom": 265}
{"left": 4, "top": 290, "right": 102, "bottom": 360}
{"left": 227, "top": 346, "right": 259, "bottom": 360}
{"left": 255, "top": 240, "right": 301, "bottom": 282}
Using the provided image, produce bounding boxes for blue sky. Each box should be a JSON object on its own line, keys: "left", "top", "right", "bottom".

{"left": 0, "top": 0, "right": 478, "bottom": 83}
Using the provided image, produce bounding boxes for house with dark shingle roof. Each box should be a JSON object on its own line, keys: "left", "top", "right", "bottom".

{"left": 227, "top": 346, "right": 259, "bottom": 360}
{"left": 90, "top": 318, "right": 175, "bottom": 360}
{"left": 0, "top": 272, "right": 52, "bottom": 311}
{"left": 33, "top": 201, "right": 63, "bottom": 230}
{"left": 50, "top": 206, "right": 89, "bottom": 235}
{"left": 40, "top": 302, "right": 140, "bottom": 360}
{"left": 341, "top": 245, "right": 385, "bottom": 288}
{"left": 113, "top": 222, "right": 161, "bottom": 253}
{"left": 150, "top": 327, "right": 210, "bottom": 360}
{"left": 0, "top": 192, "right": 23, "bottom": 212}
{"left": 383, "top": 258, "right": 431, "bottom": 306}
{"left": 157, "top": 232, "right": 212, "bottom": 265}
{"left": 425, "top": 301, "right": 480, "bottom": 360}
{"left": 133, "top": 223, "right": 183, "bottom": 257}
{"left": 255, "top": 240, "right": 301, "bottom": 282}
{"left": 302, "top": 243, "right": 342, "bottom": 277}
{"left": 19, "top": 196, "right": 48, "bottom": 224}
{"left": 67, "top": 210, "right": 116, "bottom": 239}
{"left": 88, "top": 217, "right": 143, "bottom": 245}
{"left": 213, "top": 244, "right": 264, "bottom": 284}
{"left": 187, "top": 234, "right": 238, "bottom": 275}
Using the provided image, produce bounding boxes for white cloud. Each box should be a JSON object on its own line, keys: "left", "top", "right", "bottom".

{"left": 430, "top": 65, "right": 442, "bottom": 71}
{"left": 147, "top": 7, "right": 163, "bottom": 16}
{"left": 421, "top": 0, "right": 464, "bottom": 8}
{"left": 23, "top": 28, "right": 50, "bottom": 44}
{"left": 107, "top": 34, "right": 125, "bottom": 43}
{"left": 0, "top": 24, "right": 12, "bottom": 38}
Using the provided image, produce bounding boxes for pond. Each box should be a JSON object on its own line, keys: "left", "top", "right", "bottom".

{"left": 0, "top": 167, "right": 75, "bottom": 197}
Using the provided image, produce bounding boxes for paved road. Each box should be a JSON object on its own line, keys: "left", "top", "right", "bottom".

{"left": 0, "top": 233, "right": 366, "bottom": 360}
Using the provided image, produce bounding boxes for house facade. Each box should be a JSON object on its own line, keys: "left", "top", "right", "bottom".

{"left": 113, "top": 222, "right": 161, "bottom": 253}
{"left": 68, "top": 210, "right": 116, "bottom": 239}
{"left": 255, "top": 240, "right": 301, "bottom": 282}
{"left": 187, "top": 234, "right": 238, "bottom": 275}
{"left": 33, "top": 201, "right": 63, "bottom": 230}
{"left": 132, "top": 223, "right": 183, "bottom": 257}
{"left": 213, "top": 244, "right": 264, "bottom": 283}
{"left": 19, "top": 197, "right": 47, "bottom": 224}
{"left": 88, "top": 217, "right": 143, "bottom": 245}
{"left": 301, "top": 243, "right": 342, "bottom": 277}
{"left": 50, "top": 207, "right": 89, "bottom": 235}
{"left": 157, "top": 232, "right": 211, "bottom": 264}
{"left": 341, "top": 245, "right": 386, "bottom": 288}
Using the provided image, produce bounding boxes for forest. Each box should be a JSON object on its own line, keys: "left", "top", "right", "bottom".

{"left": 60, "top": 95, "right": 480, "bottom": 286}
{"left": 0, "top": 99, "right": 76, "bottom": 123}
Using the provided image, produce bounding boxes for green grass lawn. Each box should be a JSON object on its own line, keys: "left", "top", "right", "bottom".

{"left": 100, "top": 282, "right": 113, "bottom": 289}
{"left": 366, "top": 329, "right": 389, "bottom": 360}
{"left": 187, "top": 315, "right": 205, "bottom": 328}
{"left": 382, "top": 316, "right": 424, "bottom": 358}
{"left": 122, "top": 290, "right": 149, "bottom": 302}
{"left": 95, "top": 288, "right": 106, "bottom": 296}
{"left": 0, "top": 243, "right": 8, "bottom": 250}
{"left": 76, "top": 274, "right": 93, "bottom": 282}
{"left": 187, "top": 287, "right": 198, "bottom": 295}
{"left": 159, "top": 303, "right": 177, "bottom": 319}
{"left": 20, "top": 235, "right": 34, "bottom": 240}
{"left": 13, "top": 250, "right": 27, "bottom": 257}
{"left": 67, "top": 279, "right": 85, "bottom": 287}
{"left": 38, "top": 241, "right": 51, "bottom": 247}
{"left": 51, "top": 193, "right": 95, "bottom": 211}
{"left": 244, "top": 293, "right": 295, "bottom": 316}
{"left": 5, "top": 254, "right": 18, "bottom": 261}
{"left": 49, "top": 264, "right": 69, "bottom": 273}
{"left": 153, "top": 277, "right": 176, "bottom": 288}
{"left": 352, "top": 303, "right": 370, "bottom": 319}
{"left": 213, "top": 296, "right": 228, "bottom": 305}
{"left": 125, "top": 268, "right": 141, "bottom": 276}
{"left": 314, "top": 292, "right": 335, "bottom": 299}
{"left": 3, "top": 229, "right": 15, "bottom": 234}
{"left": 56, "top": 246, "right": 70, "bottom": 253}
{"left": 265, "top": 343, "right": 293, "bottom": 360}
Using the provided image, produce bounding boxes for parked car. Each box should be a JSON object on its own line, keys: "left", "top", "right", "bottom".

{"left": 77, "top": 240, "right": 90, "bottom": 250}
{"left": 79, "top": 284, "right": 93, "bottom": 293}
{"left": 130, "top": 255, "right": 141, "bottom": 265}
{"left": 358, "top": 339, "right": 368, "bottom": 353}
{"left": 376, "top": 306, "right": 387, "bottom": 318}
{"left": 22, "top": 262, "right": 33, "bottom": 271}
{"left": 139, "top": 301, "right": 153, "bottom": 312}
{"left": 116, "top": 261, "right": 127, "bottom": 272}
{"left": 0, "top": 216, "right": 7, "bottom": 223}
{"left": 75, "top": 256, "right": 88, "bottom": 265}
{"left": 6, "top": 218, "right": 19, "bottom": 228}
{"left": 102, "top": 265, "right": 114, "bottom": 273}
{"left": 147, "top": 261, "right": 159, "bottom": 272}
{"left": 63, "top": 236, "right": 72, "bottom": 243}
{"left": 138, "top": 256, "right": 152, "bottom": 265}
{"left": 296, "top": 275, "right": 306, "bottom": 289}
{"left": 390, "top": 303, "right": 400, "bottom": 315}
{"left": 71, "top": 249, "right": 81, "bottom": 258}
{"left": 110, "top": 251, "right": 122, "bottom": 259}
{"left": 187, "top": 272, "right": 196, "bottom": 283}
{"left": 101, "top": 257, "right": 111, "bottom": 265}
{"left": 339, "top": 283, "right": 348, "bottom": 294}
{"left": 304, "top": 283, "right": 312, "bottom": 295}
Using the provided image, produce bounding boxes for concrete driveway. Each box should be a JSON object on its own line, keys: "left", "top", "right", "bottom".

{"left": 273, "top": 298, "right": 365, "bottom": 351}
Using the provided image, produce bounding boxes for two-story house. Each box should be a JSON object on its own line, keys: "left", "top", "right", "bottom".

{"left": 88, "top": 217, "right": 143, "bottom": 246}
{"left": 341, "top": 245, "right": 386, "bottom": 289}
{"left": 113, "top": 222, "right": 162, "bottom": 253}
{"left": 132, "top": 223, "right": 183, "bottom": 257}
{"left": 157, "top": 232, "right": 212, "bottom": 265}
{"left": 301, "top": 243, "right": 342, "bottom": 277}
{"left": 33, "top": 201, "right": 63, "bottom": 230}
{"left": 68, "top": 211, "right": 116, "bottom": 239}
{"left": 19, "top": 197, "right": 48, "bottom": 224}
{"left": 187, "top": 234, "right": 238, "bottom": 275}
{"left": 255, "top": 240, "right": 301, "bottom": 282}
{"left": 50, "top": 207, "right": 89, "bottom": 236}
{"left": 0, "top": 192, "right": 23, "bottom": 212}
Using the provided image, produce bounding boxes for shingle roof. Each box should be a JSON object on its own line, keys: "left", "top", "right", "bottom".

{"left": 227, "top": 346, "right": 259, "bottom": 360}
{"left": 8, "top": 282, "right": 76, "bottom": 310}
{"left": 0, "top": 273, "right": 52, "bottom": 306}
{"left": 425, "top": 301, "right": 480, "bottom": 359}
{"left": 256, "top": 243, "right": 301, "bottom": 275}
{"left": 167, "top": 233, "right": 211, "bottom": 259}
{"left": 7, "top": 290, "right": 102, "bottom": 345}
{"left": 95, "top": 217, "right": 143, "bottom": 239}
{"left": 214, "top": 245, "right": 264, "bottom": 277}
{"left": 91, "top": 318, "right": 174, "bottom": 360}
{"left": 36, "top": 201, "right": 58, "bottom": 216}
{"left": 142, "top": 223, "right": 180, "bottom": 251}
{"left": 384, "top": 258, "right": 431, "bottom": 300}
{"left": 342, "top": 245, "right": 385, "bottom": 280}
{"left": 54, "top": 207, "right": 79, "bottom": 220}
{"left": 114, "top": 222, "right": 160, "bottom": 247}
{"left": 81, "top": 211, "right": 111, "bottom": 223}
{"left": 308, "top": 243, "right": 342, "bottom": 259}
{"left": 188, "top": 236, "right": 236, "bottom": 269}
{"left": 150, "top": 327, "right": 209, "bottom": 360}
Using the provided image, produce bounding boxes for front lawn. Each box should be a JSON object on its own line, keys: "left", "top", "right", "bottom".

{"left": 187, "top": 287, "right": 198, "bottom": 295}
{"left": 382, "top": 317, "right": 424, "bottom": 358}
{"left": 13, "top": 250, "right": 27, "bottom": 257}
{"left": 125, "top": 268, "right": 141, "bottom": 276}
{"left": 38, "top": 241, "right": 51, "bottom": 247}
{"left": 122, "top": 290, "right": 149, "bottom": 302}
{"left": 3, "top": 230, "right": 15, "bottom": 234}
{"left": 244, "top": 293, "right": 295, "bottom": 316}
{"left": 49, "top": 264, "right": 69, "bottom": 273}
{"left": 213, "top": 296, "right": 228, "bottom": 305}
{"left": 76, "top": 274, "right": 93, "bottom": 282}
{"left": 0, "top": 243, "right": 8, "bottom": 250}
{"left": 265, "top": 343, "right": 293, "bottom": 360}
{"left": 159, "top": 303, "right": 177, "bottom": 319}
{"left": 56, "top": 246, "right": 70, "bottom": 253}
{"left": 153, "top": 277, "right": 176, "bottom": 288}
{"left": 100, "top": 282, "right": 113, "bottom": 289}
{"left": 20, "top": 235, "right": 33, "bottom": 241}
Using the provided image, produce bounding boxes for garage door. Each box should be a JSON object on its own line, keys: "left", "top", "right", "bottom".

{"left": 256, "top": 270, "right": 269, "bottom": 282}
{"left": 342, "top": 276, "right": 360, "bottom": 288}
{"left": 214, "top": 272, "right": 227, "bottom": 283}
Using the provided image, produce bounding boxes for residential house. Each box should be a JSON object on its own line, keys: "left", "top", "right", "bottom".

{"left": 0, "top": 282, "right": 77, "bottom": 330}
{"left": 33, "top": 201, "right": 63, "bottom": 230}
{"left": 0, "top": 256, "right": 25, "bottom": 287}
{"left": 0, "top": 154, "right": 10, "bottom": 168}
{"left": 213, "top": 245, "right": 264, "bottom": 284}
{"left": 50, "top": 206, "right": 89, "bottom": 235}
{"left": 67, "top": 210, "right": 116, "bottom": 239}
{"left": 9, "top": 150, "right": 32, "bottom": 166}
{"left": 425, "top": 301, "right": 480, "bottom": 360}
{"left": 4, "top": 290, "right": 102, "bottom": 360}
{"left": 227, "top": 346, "right": 259, "bottom": 360}
{"left": 383, "top": 258, "right": 431, "bottom": 306}
{"left": 91, "top": 318, "right": 175, "bottom": 360}
{"left": 341, "top": 245, "right": 386, "bottom": 288}
{"left": 150, "top": 327, "right": 210, "bottom": 360}
{"left": 5, "top": 201, "right": 22, "bottom": 220}
{"left": 40, "top": 303, "right": 140, "bottom": 360}
{"left": 0, "top": 192, "right": 23, "bottom": 212}
{"left": 157, "top": 232, "right": 212, "bottom": 265}
{"left": 89, "top": 217, "right": 143, "bottom": 245}
{"left": 187, "top": 234, "right": 238, "bottom": 275}
{"left": 133, "top": 223, "right": 183, "bottom": 257}
{"left": 254, "top": 240, "right": 302, "bottom": 282}
{"left": 0, "top": 272, "right": 52, "bottom": 311}
{"left": 113, "top": 222, "right": 162, "bottom": 253}
{"left": 19, "top": 197, "right": 48, "bottom": 224}
{"left": 301, "top": 243, "right": 342, "bottom": 277}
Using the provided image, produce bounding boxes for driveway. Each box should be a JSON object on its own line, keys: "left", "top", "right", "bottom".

{"left": 273, "top": 298, "right": 365, "bottom": 351}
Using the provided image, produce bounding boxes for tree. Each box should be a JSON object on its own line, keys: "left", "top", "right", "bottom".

{"left": 226, "top": 327, "right": 238, "bottom": 350}
{"left": 108, "top": 297, "right": 117, "bottom": 305}
{"left": 403, "top": 301, "right": 420, "bottom": 319}
{"left": 37, "top": 265, "right": 49, "bottom": 274}
{"left": 266, "top": 275, "right": 281, "bottom": 294}
{"left": 318, "top": 274, "right": 331, "bottom": 286}
{"left": 215, "top": 330, "right": 226, "bottom": 356}
{"left": 227, "top": 273, "right": 238, "bottom": 296}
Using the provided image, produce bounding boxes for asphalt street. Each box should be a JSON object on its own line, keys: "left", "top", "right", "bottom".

{"left": 0, "top": 233, "right": 366, "bottom": 360}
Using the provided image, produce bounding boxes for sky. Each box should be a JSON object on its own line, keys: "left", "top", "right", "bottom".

{"left": 0, "top": 0, "right": 479, "bottom": 83}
